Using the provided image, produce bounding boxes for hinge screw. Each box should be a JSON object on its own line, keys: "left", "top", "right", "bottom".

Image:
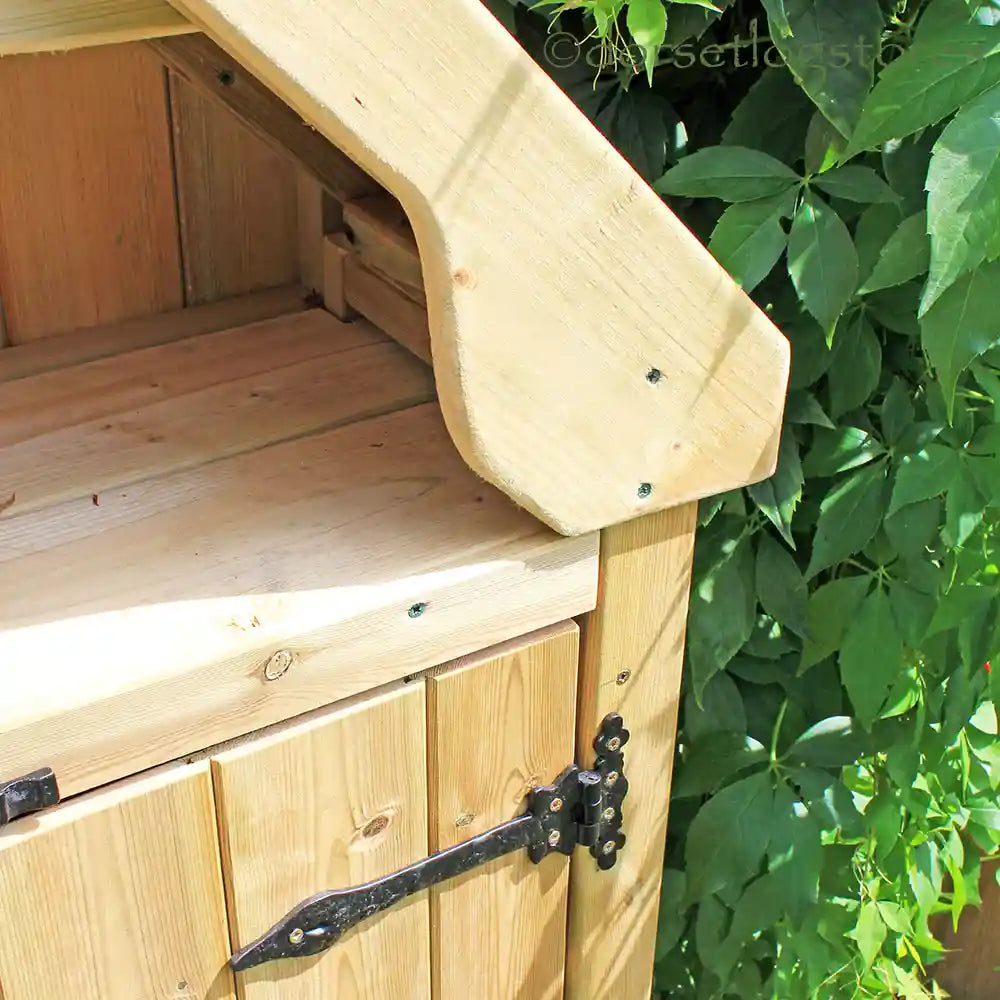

{"left": 549, "top": 797, "right": 564, "bottom": 813}
{"left": 607, "top": 737, "right": 622, "bottom": 752}
{"left": 605, "top": 771, "right": 619, "bottom": 787}
{"left": 408, "top": 602, "right": 427, "bottom": 619}
{"left": 289, "top": 928, "right": 305, "bottom": 945}
{"left": 547, "top": 830, "right": 561, "bottom": 847}
{"left": 601, "top": 841, "right": 616, "bottom": 856}
{"left": 602, "top": 807, "right": 616, "bottom": 822}
{"left": 616, "top": 669, "right": 631, "bottom": 685}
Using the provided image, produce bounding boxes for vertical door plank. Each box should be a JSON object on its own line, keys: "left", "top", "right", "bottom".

{"left": 169, "top": 72, "right": 299, "bottom": 305}
{"left": 566, "top": 505, "right": 698, "bottom": 1000}
{"left": 212, "top": 683, "right": 430, "bottom": 1000}
{"left": 0, "top": 44, "right": 183, "bottom": 343}
{"left": 0, "top": 763, "right": 234, "bottom": 1000}
{"left": 426, "top": 621, "right": 579, "bottom": 1000}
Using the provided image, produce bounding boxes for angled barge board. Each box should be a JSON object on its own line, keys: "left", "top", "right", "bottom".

{"left": 0, "top": 1, "right": 195, "bottom": 54}
{"left": 169, "top": 0, "right": 789, "bottom": 535}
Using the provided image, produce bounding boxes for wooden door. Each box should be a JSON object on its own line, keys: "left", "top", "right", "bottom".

{"left": 0, "top": 762, "right": 234, "bottom": 1000}
{"left": 212, "top": 621, "right": 579, "bottom": 1000}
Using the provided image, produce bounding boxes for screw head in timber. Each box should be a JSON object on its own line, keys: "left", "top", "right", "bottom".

{"left": 605, "top": 771, "right": 619, "bottom": 787}
{"left": 288, "top": 928, "right": 305, "bottom": 946}
{"left": 549, "top": 797, "right": 564, "bottom": 813}
{"left": 548, "top": 829, "right": 561, "bottom": 847}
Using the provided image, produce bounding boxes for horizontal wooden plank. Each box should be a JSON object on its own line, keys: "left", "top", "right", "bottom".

{"left": 0, "top": 310, "right": 435, "bottom": 517}
{"left": 0, "top": 1, "right": 195, "bottom": 55}
{"left": 150, "top": 32, "right": 378, "bottom": 203}
{"left": 175, "top": 0, "right": 789, "bottom": 534}
{"left": 0, "top": 285, "right": 311, "bottom": 382}
{"left": 0, "top": 403, "right": 598, "bottom": 797}
{"left": 343, "top": 195, "right": 424, "bottom": 303}
{"left": 343, "top": 250, "right": 431, "bottom": 364}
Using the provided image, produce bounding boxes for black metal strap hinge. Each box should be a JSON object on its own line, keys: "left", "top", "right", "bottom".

{"left": 230, "top": 713, "right": 630, "bottom": 972}
{"left": 0, "top": 767, "right": 60, "bottom": 827}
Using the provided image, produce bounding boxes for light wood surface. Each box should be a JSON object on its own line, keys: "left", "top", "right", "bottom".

{"left": 0, "top": 310, "right": 431, "bottom": 516}
{"left": 323, "top": 233, "right": 355, "bottom": 321}
{"left": 151, "top": 33, "right": 378, "bottom": 203}
{"left": 343, "top": 251, "right": 432, "bottom": 364}
{"left": 343, "top": 196, "right": 424, "bottom": 303}
{"left": 427, "top": 622, "right": 579, "bottom": 1000}
{"left": 0, "top": 45, "right": 183, "bottom": 341}
{"left": 0, "top": 394, "right": 598, "bottom": 796}
{"left": 566, "top": 505, "right": 698, "bottom": 1000}
{"left": 169, "top": 72, "right": 300, "bottom": 305}
{"left": 0, "top": 285, "right": 310, "bottom": 383}
{"left": 211, "top": 682, "right": 430, "bottom": 1000}
{"left": 298, "top": 173, "right": 342, "bottom": 295}
{"left": 0, "top": 1, "right": 194, "bottom": 54}
{"left": 0, "top": 762, "right": 233, "bottom": 1000}
{"left": 171, "top": 0, "right": 788, "bottom": 534}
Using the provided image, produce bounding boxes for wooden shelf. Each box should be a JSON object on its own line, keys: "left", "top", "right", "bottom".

{"left": 0, "top": 307, "right": 598, "bottom": 797}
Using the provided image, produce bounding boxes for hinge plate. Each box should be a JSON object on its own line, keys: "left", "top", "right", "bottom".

{"left": 0, "top": 767, "right": 60, "bottom": 826}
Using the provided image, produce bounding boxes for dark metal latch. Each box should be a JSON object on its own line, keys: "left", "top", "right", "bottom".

{"left": 230, "top": 713, "right": 631, "bottom": 972}
{"left": 0, "top": 767, "right": 60, "bottom": 826}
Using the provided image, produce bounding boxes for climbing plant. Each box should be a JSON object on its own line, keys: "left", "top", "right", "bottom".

{"left": 490, "top": 0, "right": 1000, "bottom": 996}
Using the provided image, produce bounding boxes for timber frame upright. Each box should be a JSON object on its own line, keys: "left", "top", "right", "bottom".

{"left": 0, "top": 3, "right": 789, "bottom": 999}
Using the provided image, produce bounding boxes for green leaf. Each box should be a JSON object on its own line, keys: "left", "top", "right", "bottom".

{"left": 803, "top": 426, "right": 885, "bottom": 477}
{"left": 945, "top": 465, "right": 985, "bottom": 545}
{"left": 922, "top": 83, "right": 1000, "bottom": 311}
{"left": 654, "top": 146, "right": 801, "bottom": 201}
{"left": 748, "top": 427, "right": 804, "bottom": 546}
{"left": 920, "top": 262, "right": 1000, "bottom": 417}
{"left": 888, "top": 444, "right": 963, "bottom": 514}
{"left": 786, "top": 716, "right": 871, "bottom": 766}
{"left": 806, "top": 464, "right": 888, "bottom": 578}
{"left": 884, "top": 497, "right": 942, "bottom": 558}
{"left": 685, "top": 771, "right": 774, "bottom": 898}
{"left": 594, "top": 87, "right": 685, "bottom": 183}
{"left": 844, "top": 26, "right": 1000, "bottom": 157}
{"left": 839, "top": 588, "right": 903, "bottom": 727}
{"left": 722, "top": 68, "right": 814, "bottom": 163}
{"left": 719, "top": 871, "right": 787, "bottom": 974}
{"left": 800, "top": 576, "right": 872, "bottom": 671}
{"left": 786, "top": 390, "right": 834, "bottom": 428}
{"left": 804, "top": 111, "right": 846, "bottom": 174}
{"left": 687, "top": 535, "right": 756, "bottom": 704}
{"left": 626, "top": 0, "right": 667, "bottom": 84}
{"left": 827, "top": 314, "right": 881, "bottom": 417}
{"left": 768, "top": 783, "right": 822, "bottom": 924}
{"left": 672, "top": 730, "right": 768, "bottom": 797}
{"left": 788, "top": 192, "right": 859, "bottom": 339}
{"left": 858, "top": 211, "right": 930, "bottom": 294}
{"left": 760, "top": 0, "right": 883, "bottom": 137}
{"left": 855, "top": 202, "right": 905, "bottom": 286}
{"left": 850, "top": 902, "right": 887, "bottom": 970}
{"left": 708, "top": 191, "right": 794, "bottom": 292}
{"left": 756, "top": 534, "right": 808, "bottom": 637}
{"left": 881, "top": 378, "right": 915, "bottom": 445}
{"left": 812, "top": 166, "right": 897, "bottom": 203}
{"left": 927, "top": 583, "right": 994, "bottom": 636}
{"left": 655, "top": 870, "right": 689, "bottom": 959}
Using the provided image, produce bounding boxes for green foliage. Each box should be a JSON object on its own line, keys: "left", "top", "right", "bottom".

{"left": 494, "top": 0, "right": 1000, "bottom": 995}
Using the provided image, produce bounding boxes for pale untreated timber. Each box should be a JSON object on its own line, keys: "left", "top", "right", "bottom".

{"left": 427, "top": 622, "right": 578, "bottom": 1000}
{"left": 171, "top": 0, "right": 789, "bottom": 534}
{"left": 0, "top": 1, "right": 194, "bottom": 55}
{"left": 212, "top": 683, "right": 430, "bottom": 1000}
{"left": 0, "top": 402, "right": 598, "bottom": 797}
{"left": 151, "top": 32, "right": 379, "bottom": 202}
{"left": 344, "top": 195, "right": 424, "bottom": 303}
{"left": 0, "top": 311, "right": 433, "bottom": 517}
{"left": 0, "top": 285, "right": 310, "bottom": 382}
{"left": 0, "top": 762, "right": 233, "bottom": 1000}
{"left": 344, "top": 251, "right": 432, "bottom": 364}
{"left": 566, "top": 505, "right": 698, "bottom": 1000}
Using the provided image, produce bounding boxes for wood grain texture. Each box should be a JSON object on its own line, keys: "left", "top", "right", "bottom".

{"left": 344, "top": 196, "right": 424, "bottom": 303}
{"left": 344, "top": 253, "right": 431, "bottom": 364}
{"left": 151, "top": 33, "right": 378, "bottom": 203}
{"left": 0, "top": 1, "right": 194, "bottom": 54}
{"left": 0, "top": 762, "right": 233, "bottom": 1000}
{"left": 0, "top": 400, "right": 598, "bottom": 798}
{"left": 212, "top": 682, "right": 430, "bottom": 1000}
{"left": 0, "top": 310, "right": 429, "bottom": 516}
{"left": 170, "top": 0, "right": 788, "bottom": 534}
{"left": 566, "top": 505, "right": 698, "bottom": 1000}
{"left": 934, "top": 869, "right": 1000, "bottom": 999}
{"left": 0, "top": 44, "right": 183, "bottom": 341}
{"left": 169, "top": 71, "right": 300, "bottom": 305}
{"left": 323, "top": 233, "right": 355, "bottom": 321}
{"left": 298, "top": 172, "right": 343, "bottom": 295}
{"left": 427, "top": 622, "right": 579, "bottom": 1000}
{"left": 0, "top": 284, "right": 311, "bottom": 383}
